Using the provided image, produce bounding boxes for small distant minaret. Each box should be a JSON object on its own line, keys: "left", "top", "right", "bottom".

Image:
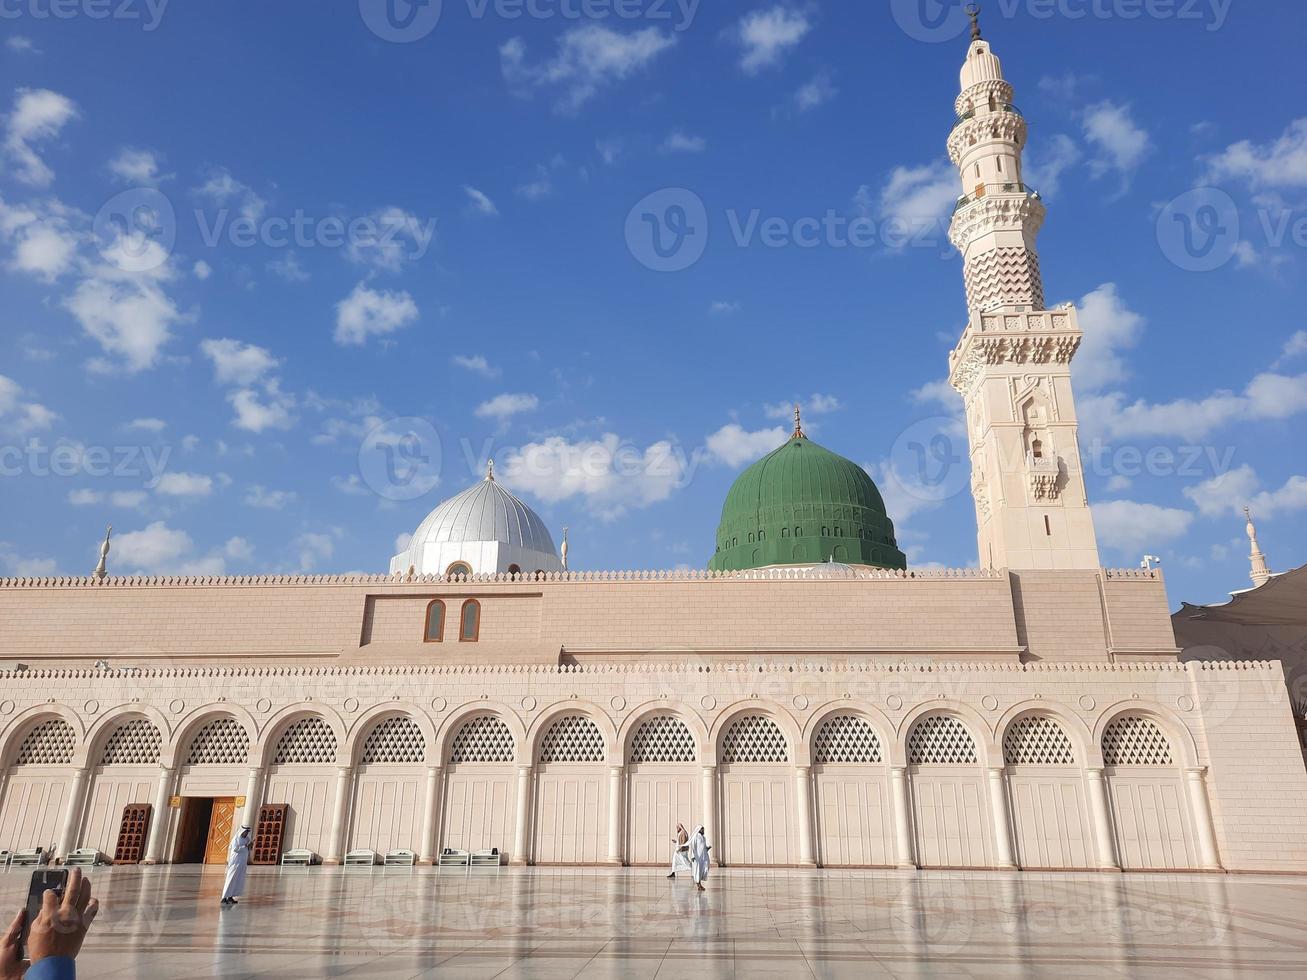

{"left": 92, "top": 526, "right": 112, "bottom": 580}
{"left": 1245, "top": 507, "right": 1272, "bottom": 588}
{"left": 560, "top": 527, "right": 569, "bottom": 571}
{"left": 946, "top": 8, "right": 1099, "bottom": 571}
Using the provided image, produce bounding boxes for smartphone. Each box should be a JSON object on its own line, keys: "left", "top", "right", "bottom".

{"left": 19, "top": 869, "right": 67, "bottom": 962}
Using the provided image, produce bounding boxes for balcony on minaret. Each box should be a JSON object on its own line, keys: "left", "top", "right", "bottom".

{"left": 1027, "top": 452, "right": 1061, "bottom": 501}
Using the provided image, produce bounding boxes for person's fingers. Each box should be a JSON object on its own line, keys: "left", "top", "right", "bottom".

{"left": 63, "top": 868, "right": 85, "bottom": 914}
{"left": 1, "top": 909, "right": 23, "bottom": 949}
{"left": 74, "top": 875, "right": 92, "bottom": 916}
{"left": 41, "top": 886, "right": 59, "bottom": 921}
{"left": 81, "top": 898, "right": 99, "bottom": 930}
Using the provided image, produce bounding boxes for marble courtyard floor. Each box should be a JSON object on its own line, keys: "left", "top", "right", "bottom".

{"left": 3, "top": 866, "right": 1306, "bottom": 978}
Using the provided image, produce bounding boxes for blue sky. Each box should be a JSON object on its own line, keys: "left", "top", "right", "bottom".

{"left": 0, "top": 1, "right": 1303, "bottom": 607}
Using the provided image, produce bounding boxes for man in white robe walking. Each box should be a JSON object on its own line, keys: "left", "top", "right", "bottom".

{"left": 220, "top": 827, "right": 251, "bottom": 907}
{"left": 668, "top": 823, "right": 692, "bottom": 879}
{"left": 689, "top": 826, "right": 710, "bottom": 892}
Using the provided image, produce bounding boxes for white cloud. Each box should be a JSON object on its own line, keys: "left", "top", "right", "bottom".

{"left": 0, "top": 543, "right": 56, "bottom": 577}
{"left": 293, "top": 532, "right": 335, "bottom": 572}
{"left": 1073, "top": 282, "right": 1146, "bottom": 392}
{"left": 345, "top": 206, "right": 435, "bottom": 273}
{"left": 463, "top": 186, "right": 499, "bottom": 216}
{"left": 868, "top": 459, "right": 944, "bottom": 525}
{"left": 108, "top": 147, "right": 166, "bottom": 185}
{"left": 111, "top": 490, "right": 147, "bottom": 508}
{"left": 500, "top": 24, "right": 677, "bottom": 113}
{"left": 113, "top": 521, "right": 220, "bottom": 574}
{"left": 201, "top": 338, "right": 279, "bottom": 386}
{"left": 68, "top": 489, "right": 102, "bottom": 506}
{"left": 733, "top": 6, "right": 812, "bottom": 74}
{"left": 64, "top": 273, "right": 185, "bottom": 374}
{"left": 911, "top": 378, "right": 959, "bottom": 412}
{"left": 267, "top": 251, "right": 309, "bottom": 282}
{"left": 0, "top": 196, "right": 81, "bottom": 281}
{"left": 501, "top": 433, "right": 684, "bottom": 520}
{"left": 334, "top": 283, "right": 419, "bottom": 346}
{"left": 394, "top": 532, "right": 413, "bottom": 554}
{"left": 659, "top": 130, "right": 706, "bottom": 154}
{"left": 4, "top": 88, "right": 78, "bottom": 187}
{"left": 228, "top": 382, "right": 296, "bottom": 433}
{"left": 1274, "top": 330, "right": 1307, "bottom": 368}
{"left": 705, "top": 423, "right": 787, "bottom": 467}
{"left": 792, "top": 72, "right": 837, "bottom": 113}
{"left": 5, "top": 36, "right": 39, "bottom": 54}
{"left": 868, "top": 159, "right": 957, "bottom": 243}
{"left": 764, "top": 394, "right": 840, "bottom": 419}
{"left": 452, "top": 354, "right": 500, "bottom": 379}
{"left": 0, "top": 374, "right": 57, "bottom": 433}
{"left": 1023, "top": 134, "right": 1081, "bottom": 199}
{"left": 195, "top": 167, "right": 266, "bottom": 222}
{"left": 1091, "top": 500, "right": 1194, "bottom": 553}
{"left": 127, "top": 418, "right": 166, "bottom": 432}
{"left": 1205, "top": 118, "right": 1307, "bottom": 191}
{"left": 192, "top": 259, "right": 211, "bottom": 280}
{"left": 710, "top": 301, "right": 740, "bottom": 316}
{"left": 475, "top": 393, "right": 540, "bottom": 420}
{"left": 244, "top": 485, "right": 298, "bottom": 510}
{"left": 595, "top": 137, "right": 623, "bottom": 166}
{"left": 1185, "top": 464, "right": 1307, "bottom": 520}
{"left": 1082, "top": 101, "right": 1152, "bottom": 189}
{"left": 152, "top": 472, "right": 214, "bottom": 497}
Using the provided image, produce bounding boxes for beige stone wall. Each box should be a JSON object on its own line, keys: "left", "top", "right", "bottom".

{"left": 0, "top": 568, "right": 1178, "bottom": 665}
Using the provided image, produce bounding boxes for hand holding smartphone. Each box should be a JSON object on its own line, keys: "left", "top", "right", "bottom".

{"left": 20, "top": 869, "right": 68, "bottom": 962}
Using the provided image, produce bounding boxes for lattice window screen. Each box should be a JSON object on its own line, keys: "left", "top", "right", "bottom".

{"left": 907, "top": 715, "right": 978, "bottom": 765}
{"left": 1003, "top": 715, "right": 1076, "bottom": 766}
{"left": 273, "top": 717, "right": 338, "bottom": 765}
{"left": 629, "top": 716, "right": 696, "bottom": 763}
{"left": 185, "top": 717, "right": 250, "bottom": 766}
{"left": 15, "top": 719, "right": 76, "bottom": 766}
{"left": 814, "top": 715, "right": 883, "bottom": 764}
{"left": 538, "top": 715, "right": 605, "bottom": 763}
{"left": 449, "top": 715, "right": 515, "bottom": 763}
{"left": 721, "top": 715, "right": 788, "bottom": 764}
{"left": 1102, "top": 715, "right": 1173, "bottom": 766}
{"left": 360, "top": 716, "right": 426, "bottom": 764}
{"left": 99, "top": 719, "right": 163, "bottom": 766}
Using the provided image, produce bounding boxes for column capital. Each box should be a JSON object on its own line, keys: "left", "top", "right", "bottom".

{"left": 1183, "top": 766, "right": 1209, "bottom": 778}
{"left": 1085, "top": 766, "right": 1106, "bottom": 778}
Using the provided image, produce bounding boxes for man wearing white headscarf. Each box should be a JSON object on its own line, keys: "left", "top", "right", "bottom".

{"left": 689, "top": 826, "right": 710, "bottom": 892}
{"left": 668, "top": 823, "right": 692, "bottom": 878}
{"left": 220, "top": 826, "right": 251, "bottom": 907}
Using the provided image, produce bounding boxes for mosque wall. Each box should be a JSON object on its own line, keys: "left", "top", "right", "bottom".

{"left": 1, "top": 659, "right": 1305, "bottom": 873}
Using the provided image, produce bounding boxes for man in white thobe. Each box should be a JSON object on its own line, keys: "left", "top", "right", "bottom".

{"left": 668, "top": 823, "right": 692, "bottom": 879}
{"left": 220, "top": 826, "right": 251, "bottom": 907}
{"left": 689, "top": 826, "right": 710, "bottom": 892}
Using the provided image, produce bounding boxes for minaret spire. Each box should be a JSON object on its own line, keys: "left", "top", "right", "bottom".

{"left": 1245, "top": 507, "right": 1272, "bottom": 588}
{"left": 93, "top": 525, "right": 112, "bottom": 580}
{"left": 561, "top": 526, "right": 569, "bottom": 571}
{"left": 792, "top": 404, "right": 805, "bottom": 440}
{"left": 967, "top": 3, "right": 982, "bottom": 40}
{"left": 486, "top": 459, "right": 495, "bottom": 482}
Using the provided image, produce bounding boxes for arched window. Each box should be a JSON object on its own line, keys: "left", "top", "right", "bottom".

{"left": 794, "top": 526, "right": 802, "bottom": 537}
{"left": 629, "top": 716, "right": 696, "bottom": 763}
{"left": 1031, "top": 438, "right": 1044, "bottom": 459}
{"left": 360, "top": 716, "right": 426, "bottom": 764}
{"left": 907, "top": 715, "right": 977, "bottom": 765}
{"left": 781, "top": 527, "right": 790, "bottom": 538}
{"left": 185, "top": 717, "right": 250, "bottom": 766}
{"left": 424, "top": 600, "right": 445, "bottom": 643}
{"left": 459, "top": 599, "right": 480, "bottom": 641}
{"left": 273, "top": 716, "right": 338, "bottom": 765}
{"left": 1102, "top": 715, "right": 1174, "bottom": 766}
{"left": 449, "top": 715, "right": 515, "bottom": 763}
{"left": 721, "top": 715, "right": 788, "bottom": 764}
{"left": 539, "top": 715, "right": 605, "bottom": 763}
{"left": 1003, "top": 715, "right": 1075, "bottom": 766}
{"left": 14, "top": 719, "right": 76, "bottom": 766}
{"left": 99, "top": 718, "right": 162, "bottom": 766}
{"left": 446, "top": 561, "right": 472, "bottom": 578}
{"left": 813, "top": 715, "right": 882, "bottom": 764}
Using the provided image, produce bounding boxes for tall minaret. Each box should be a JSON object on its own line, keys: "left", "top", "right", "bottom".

{"left": 1245, "top": 508, "right": 1272, "bottom": 588}
{"left": 946, "top": 8, "right": 1100, "bottom": 571}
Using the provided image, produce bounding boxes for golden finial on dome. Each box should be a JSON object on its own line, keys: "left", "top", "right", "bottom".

{"left": 792, "top": 404, "right": 805, "bottom": 440}
{"left": 487, "top": 459, "right": 495, "bottom": 482}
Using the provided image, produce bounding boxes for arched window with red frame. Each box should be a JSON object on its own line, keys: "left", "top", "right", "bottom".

{"left": 424, "top": 600, "right": 445, "bottom": 642}
{"left": 459, "top": 599, "right": 480, "bottom": 642}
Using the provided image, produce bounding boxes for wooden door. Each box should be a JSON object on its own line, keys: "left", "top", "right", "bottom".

{"left": 113, "top": 804, "right": 152, "bottom": 865}
{"left": 203, "top": 798, "right": 237, "bottom": 865}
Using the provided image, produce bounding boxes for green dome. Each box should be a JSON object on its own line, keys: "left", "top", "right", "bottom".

{"left": 708, "top": 432, "right": 907, "bottom": 572}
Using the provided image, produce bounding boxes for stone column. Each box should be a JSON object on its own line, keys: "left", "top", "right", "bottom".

{"left": 1184, "top": 767, "right": 1223, "bottom": 871}
{"left": 890, "top": 766, "right": 916, "bottom": 869}
{"left": 987, "top": 767, "right": 1017, "bottom": 870}
{"left": 56, "top": 767, "right": 91, "bottom": 860}
{"left": 418, "top": 765, "right": 444, "bottom": 865}
{"left": 700, "top": 765, "right": 717, "bottom": 852}
{"left": 794, "top": 765, "right": 817, "bottom": 867}
{"left": 606, "top": 765, "right": 625, "bottom": 866}
{"left": 143, "top": 766, "right": 175, "bottom": 865}
{"left": 324, "top": 765, "right": 354, "bottom": 865}
{"left": 1085, "top": 768, "right": 1120, "bottom": 870}
{"left": 510, "top": 764, "right": 533, "bottom": 866}
{"left": 239, "top": 766, "right": 265, "bottom": 832}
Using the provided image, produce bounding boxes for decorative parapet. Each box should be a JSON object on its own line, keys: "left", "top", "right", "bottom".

{"left": 0, "top": 566, "right": 1004, "bottom": 590}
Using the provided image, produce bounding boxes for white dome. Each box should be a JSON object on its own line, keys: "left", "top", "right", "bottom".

{"left": 390, "top": 471, "right": 563, "bottom": 576}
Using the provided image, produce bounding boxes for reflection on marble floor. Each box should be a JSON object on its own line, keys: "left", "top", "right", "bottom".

{"left": 2, "top": 865, "right": 1306, "bottom": 978}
